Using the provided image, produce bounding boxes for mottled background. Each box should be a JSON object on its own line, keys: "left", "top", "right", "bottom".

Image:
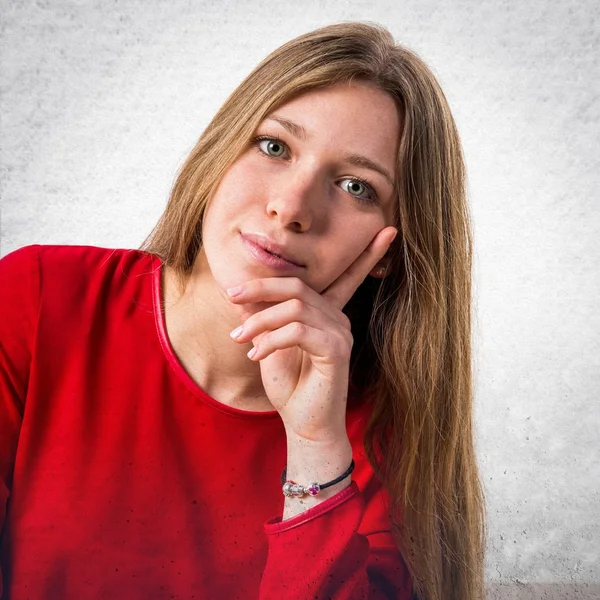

{"left": 1, "top": 1, "right": 599, "bottom": 598}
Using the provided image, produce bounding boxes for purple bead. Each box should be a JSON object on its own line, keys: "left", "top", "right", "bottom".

{"left": 307, "top": 483, "right": 320, "bottom": 496}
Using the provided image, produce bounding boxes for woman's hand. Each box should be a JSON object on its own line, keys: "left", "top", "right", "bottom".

{"left": 227, "top": 226, "right": 397, "bottom": 443}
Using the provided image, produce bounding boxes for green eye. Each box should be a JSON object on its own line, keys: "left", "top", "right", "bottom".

{"left": 340, "top": 179, "right": 372, "bottom": 200}
{"left": 345, "top": 181, "right": 366, "bottom": 196}
{"left": 339, "top": 178, "right": 378, "bottom": 205}
{"left": 259, "top": 138, "right": 286, "bottom": 157}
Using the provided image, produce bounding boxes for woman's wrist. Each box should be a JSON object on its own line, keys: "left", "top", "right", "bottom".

{"left": 281, "top": 434, "right": 353, "bottom": 520}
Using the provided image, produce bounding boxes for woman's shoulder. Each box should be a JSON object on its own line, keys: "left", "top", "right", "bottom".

{"left": 1, "top": 244, "right": 157, "bottom": 286}
{"left": 1, "top": 244, "right": 160, "bottom": 324}
{"left": 1, "top": 243, "right": 155, "bottom": 268}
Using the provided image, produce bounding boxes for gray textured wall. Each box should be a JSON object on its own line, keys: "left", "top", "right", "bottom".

{"left": 1, "top": 1, "right": 599, "bottom": 598}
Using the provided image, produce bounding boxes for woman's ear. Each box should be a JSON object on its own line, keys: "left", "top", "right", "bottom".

{"left": 370, "top": 228, "right": 398, "bottom": 278}
{"left": 369, "top": 263, "right": 389, "bottom": 278}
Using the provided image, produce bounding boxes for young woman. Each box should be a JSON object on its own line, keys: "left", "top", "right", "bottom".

{"left": 0, "top": 22, "right": 486, "bottom": 600}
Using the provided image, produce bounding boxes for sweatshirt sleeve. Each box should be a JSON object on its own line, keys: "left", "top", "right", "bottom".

{"left": 0, "top": 245, "right": 41, "bottom": 598}
{"left": 259, "top": 481, "right": 412, "bottom": 599}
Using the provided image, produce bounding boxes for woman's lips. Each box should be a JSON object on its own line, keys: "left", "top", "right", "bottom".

{"left": 240, "top": 234, "right": 305, "bottom": 271}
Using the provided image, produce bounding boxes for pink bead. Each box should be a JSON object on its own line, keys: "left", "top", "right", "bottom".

{"left": 306, "top": 483, "right": 320, "bottom": 496}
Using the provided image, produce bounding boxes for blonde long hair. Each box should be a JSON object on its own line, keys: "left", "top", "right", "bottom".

{"left": 142, "top": 22, "right": 486, "bottom": 600}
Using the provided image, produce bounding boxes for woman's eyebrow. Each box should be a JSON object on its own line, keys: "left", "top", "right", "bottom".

{"left": 267, "top": 115, "right": 395, "bottom": 187}
{"left": 343, "top": 154, "right": 395, "bottom": 187}
{"left": 268, "top": 115, "right": 308, "bottom": 141}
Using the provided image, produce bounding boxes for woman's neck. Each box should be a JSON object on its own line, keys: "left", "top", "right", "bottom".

{"left": 161, "top": 260, "right": 275, "bottom": 412}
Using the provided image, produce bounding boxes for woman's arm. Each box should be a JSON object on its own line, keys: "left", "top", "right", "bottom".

{"left": 227, "top": 227, "right": 410, "bottom": 597}
{"left": 260, "top": 477, "right": 412, "bottom": 599}
{"left": 0, "top": 245, "right": 41, "bottom": 597}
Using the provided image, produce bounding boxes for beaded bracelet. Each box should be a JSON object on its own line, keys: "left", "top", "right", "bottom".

{"left": 280, "top": 459, "right": 355, "bottom": 498}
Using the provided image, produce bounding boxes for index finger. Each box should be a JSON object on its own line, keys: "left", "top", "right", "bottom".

{"left": 322, "top": 226, "right": 398, "bottom": 309}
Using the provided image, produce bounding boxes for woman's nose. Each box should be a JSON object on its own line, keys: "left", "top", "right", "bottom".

{"left": 265, "top": 168, "right": 322, "bottom": 233}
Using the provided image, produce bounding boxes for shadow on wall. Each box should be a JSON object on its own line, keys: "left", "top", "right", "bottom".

{"left": 487, "top": 583, "right": 600, "bottom": 599}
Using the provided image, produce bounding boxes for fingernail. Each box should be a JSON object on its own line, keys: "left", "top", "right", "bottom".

{"left": 227, "top": 286, "right": 243, "bottom": 297}
{"left": 247, "top": 347, "right": 257, "bottom": 359}
{"left": 230, "top": 326, "right": 243, "bottom": 340}
{"left": 390, "top": 229, "right": 398, "bottom": 243}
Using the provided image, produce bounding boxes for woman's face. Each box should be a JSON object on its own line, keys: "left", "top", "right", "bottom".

{"left": 199, "top": 81, "right": 400, "bottom": 294}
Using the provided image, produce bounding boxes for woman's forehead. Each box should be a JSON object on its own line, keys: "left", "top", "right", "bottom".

{"left": 261, "top": 82, "right": 401, "bottom": 164}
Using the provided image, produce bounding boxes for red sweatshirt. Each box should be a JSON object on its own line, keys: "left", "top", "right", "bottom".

{"left": 0, "top": 245, "right": 412, "bottom": 599}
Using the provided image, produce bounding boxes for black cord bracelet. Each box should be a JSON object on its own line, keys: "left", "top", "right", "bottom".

{"left": 280, "top": 459, "right": 355, "bottom": 498}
